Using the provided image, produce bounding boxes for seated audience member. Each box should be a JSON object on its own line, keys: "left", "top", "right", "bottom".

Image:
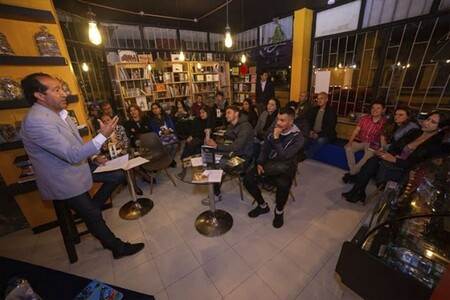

{"left": 254, "top": 98, "right": 281, "bottom": 141}
{"left": 306, "top": 92, "right": 337, "bottom": 158}
{"left": 292, "top": 91, "right": 312, "bottom": 118}
{"left": 171, "top": 99, "right": 191, "bottom": 139}
{"left": 204, "top": 106, "right": 254, "bottom": 204}
{"left": 124, "top": 104, "right": 152, "bottom": 148}
{"left": 190, "top": 94, "right": 204, "bottom": 117}
{"left": 99, "top": 114, "right": 129, "bottom": 153}
{"left": 240, "top": 98, "right": 258, "bottom": 128}
{"left": 87, "top": 103, "right": 101, "bottom": 134}
{"left": 342, "top": 111, "right": 449, "bottom": 203}
{"left": 212, "top": 90, "right": 228, "bottom": 126}
{"left": 380, "top": 106, "right": 419, "bottom": 150}
{"left": 343, "top": 100, "right": 387, "bottom": 183}
{"left": 100, "top": 100, "right": 114, "bottom": 118}
{"left": 180, "top": 105, "right": 214, "bottom": 159}
{"left": 149, "top": 102, "right": 179, "bottom": 166}
{"left": 244, "top": 107, "right": 304, "bottom": 228}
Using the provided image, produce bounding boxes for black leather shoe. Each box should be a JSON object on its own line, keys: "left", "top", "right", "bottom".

{"left": 113, "top": 242, "right": 145, "bottom": 259}
{"left": 346, "top": 192, "right": 366, "bottom": 203}
{"left": 342, "top": 173, "right": 356, "bottom": 183}
{"left": 341, "top": 189, "right": 355, "bottom": 198}
{"left": 248, "top": 205, "right": 270, "bottom": 218}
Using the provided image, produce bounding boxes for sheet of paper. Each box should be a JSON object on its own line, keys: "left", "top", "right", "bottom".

{"left": 93, "top": 154, "right": 129, "bottom": 173}
{"left": 125, "top": 156, "right": 149, "bottom": 170}
{"left": 191, "top": 156, "right": 203, "bottom": 167}
{"left": 204, "top": 170, "right": 223, "bottom": 183}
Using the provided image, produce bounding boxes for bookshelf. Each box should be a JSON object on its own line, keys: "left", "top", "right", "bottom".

{"left": 231, "top": 65, "right": 257, "bottom": 105}
{"left": 114, "top": 61, "right": 230, "bottom": 118}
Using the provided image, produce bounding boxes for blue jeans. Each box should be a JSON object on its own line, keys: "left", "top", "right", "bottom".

{"left": 307, "top": 137, "right": 329, "bottom": 158}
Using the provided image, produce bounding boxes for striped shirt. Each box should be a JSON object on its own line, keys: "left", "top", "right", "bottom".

{"left": 357, "top": 114, "right": 387, "bottom": 145}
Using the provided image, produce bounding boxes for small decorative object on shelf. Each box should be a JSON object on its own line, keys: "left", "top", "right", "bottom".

{"left": 0, "top": 123, "right": 20, "bottom": 144}
{"left": 0, "top": 77, "right": 24, "bottom": 100}
{"left": 0, "top": 32, "right": 15, "bottom": 55}
{"left": 35, "top": 26, "right": 62, "bottom": 57}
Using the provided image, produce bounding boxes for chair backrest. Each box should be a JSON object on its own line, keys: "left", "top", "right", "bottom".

{"left": 139, "top": 132, "right": 172, "bottom": 165}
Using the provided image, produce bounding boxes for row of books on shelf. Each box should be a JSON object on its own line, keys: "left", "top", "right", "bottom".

{"left": 193, "top": 74, "right": 220, "bottom": 82}
{"left": 168, "top": 84, "right": 190, "bottom": 97}
{"left": 192, "top": 83, "right": 218, "bottom": 93}
{"left": 233, "top": 83, "right": 256, "bottom": 92}
{"left": 14, "top": 154, "right": 35, "bottom": 184}
{"left": 233, "top": 93, "right": 252, "bottom": 103}
{"left": 118, "top": 67, "right": 152, "bottom": 81}
{"left": 163, "top": 72, "right": 188, "bottom": 83}
{"left": 231, "top": 66, "right": 257, "bottom": 76}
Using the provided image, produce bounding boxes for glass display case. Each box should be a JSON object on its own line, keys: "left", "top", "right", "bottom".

{"left": 336, "top": 154, "right": 450, "bottom": 299}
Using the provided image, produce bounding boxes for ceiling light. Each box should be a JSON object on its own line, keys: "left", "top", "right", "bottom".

{"left": 82, "top": 62, "right": 89, "bottom": 72}
{"left": 327, "top": 0, "right": 335, "bottom": 5}
{"left": 179, "top": 50, "right": 185, "bottom": 61}
{"left": 197, "top": 62, "right": 202, "bottom": 69}
{"left": 240, "top": 54, "right": 246, "bottom": 64}
{"left": 224, "top": 2, "right": 232, "bottom": 48}
{"left": 87, "top": 11, "right": 102, "bottom": 45}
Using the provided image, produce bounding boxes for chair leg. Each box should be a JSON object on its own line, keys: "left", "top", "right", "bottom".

{"left": 236, "top": 177, "right": 244, "bottom": 201}
{"left": 289, "top": 189, "right": 296, "bottom": 202}
{"left": 164, "top": 168, "right": 177, "bottom": 187}
{"left": 149, "top": 173, "right": 154, "bottom": 194}
{"left": 53, "top": 200, "right": 78, "bottom": 264}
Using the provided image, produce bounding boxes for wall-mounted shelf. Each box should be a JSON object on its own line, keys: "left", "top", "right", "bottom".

{"left": 0, "top": 95, "right": 78, "bottom": 110}
{"left": 6, "top": 181, "right": 38, "bottom": 197}
{"left": 0, "top": 125, "right": 89, "bottom": 152}
{"left": 0, "top": 4, "right": 56, "bottom": 24}
{"left": 0, "top": 55, "right": 67, "bottom": 66}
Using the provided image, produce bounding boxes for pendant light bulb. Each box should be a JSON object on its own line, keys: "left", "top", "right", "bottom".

{"left": 240, "top": 54, "right": 246, "bottom": 64}
{"left": 179, "top": 50, "right": 185, "bottom": 61}
{"left": 197, "top": 62, "right": 202, "bottom": 70}
{"left": 82, "top": 62, "right": 89, "bottom": 72}
{"left": 224, "top": 26, "right": 232, "bottom": 48}
{"left": 87, "top": 11, "right": 102, "bottom": 45}
{"left": 147, "top": 64, "right": 152, "bottom": 71}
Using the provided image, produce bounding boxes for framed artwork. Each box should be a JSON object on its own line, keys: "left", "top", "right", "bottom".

{"left": 118, "top": 50, "right": 138, "bottom": 62}
{"left": 135, "top": 96, "right": 149, "bottom": 111}
{"left": 67, "top": 110, "right": 79, "bottom": 126}
{"left": 138, "top": 53, "right": 153, "bottom": 63}
{"left": 170, "top": 53, "right": 181, "bottom": 61}
{"left": 172, "top": 63, "right": 183, "bottom": 72}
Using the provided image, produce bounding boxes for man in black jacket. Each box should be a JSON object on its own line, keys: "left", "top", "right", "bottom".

{"left": 255, "top": 71, "right": 275, "bottom": 113}
{"left": 306, "top": 92, "right": 337, "bottom": 158}
{"left": 243, "top": 107, "right": 304, "bottom": 228}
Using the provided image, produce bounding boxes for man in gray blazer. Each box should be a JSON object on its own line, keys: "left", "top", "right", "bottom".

{"left": 20, "top": 73, "right": 144, "bottom": 259}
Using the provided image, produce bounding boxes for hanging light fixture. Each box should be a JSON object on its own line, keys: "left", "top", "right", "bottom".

{"left": 176, "top": 0, "right": 185, "bottom": 61}
{"left": 179, "top": 50, "right": 185, "bottom": 61}
{"left": 224, "top": 1, "right": 232, "bottom": 48}
{"left": 87, "top": 10, "right": 102, "bottom": 45}
{"left": 240, "top": 53, "right": 246, "bottom": 64}
{"left": 82, "top": 62, "right": 89, "bottom": 72}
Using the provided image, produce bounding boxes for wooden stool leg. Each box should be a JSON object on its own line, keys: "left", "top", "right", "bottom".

{"left": 53, "top": 201, "right": 78, "bottom": 264}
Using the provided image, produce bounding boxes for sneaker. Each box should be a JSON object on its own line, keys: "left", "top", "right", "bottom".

{"left": 248, "top": 205, "right": 270, "bottom": 218}
{"left": 201, "top": 194, "right": 222, "bottom": 206}
{"left": 112, "top": 242, "right": 145, "bottom": 259}
{"left": 273, "top": 212, "right": 284, "bottom": 228}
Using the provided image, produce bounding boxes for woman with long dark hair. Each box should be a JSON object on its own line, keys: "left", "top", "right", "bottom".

{"left": 380, "top": 106, "right": 418, "bottom": 150}
{"left": 124, "top": 104, "right": 152, "bottom": 148}
{"left": 240, "top": 98, "right": 258, "bottom": 128}
{"left": 149, "top": 102, "right": 179, "bottom": 166}
{"left": 342, "top": 110, "right": 449, "bottom": 203}
{"left": 170, "top": 99, "right": 191, "bottom": 139}
{"left": 254, "top": 97, "right": 281, "bottom": 141}
{"left": 180, "top": 105, "right": 214, "bottom": 159}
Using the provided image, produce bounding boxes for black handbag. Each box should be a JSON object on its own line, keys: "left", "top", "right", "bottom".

{"left": 376, "top": 160, "right": 405, "bottom": 183}
{"left": 262, "top": 160, "right": 294, "bottom": 177}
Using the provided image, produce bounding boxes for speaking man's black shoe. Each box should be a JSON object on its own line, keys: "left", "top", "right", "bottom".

{"left": 113, "top": 242, "right": 145, "bottom": 259}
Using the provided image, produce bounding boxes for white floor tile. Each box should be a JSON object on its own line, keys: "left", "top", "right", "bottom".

{"left": 145, "top": 223, "right": 184, "bottom": 257}
{"left": 202, "top": 248, "right": 253, "bottom": 297}
{"left": 154, "top": 243, "right": 200, "bottom": 287}
{"left": 186, "top": 235, "right": 230, "bottom": 265}
{"left": 166, "top": 267, "right": 222, "bottom": 300}
{"left": 296, "top": 278, "right": 339, "bottom": 300}
{"left": 233, "top": 232, "right": 279, "bottom": 270}
{"left": 257, "top": 253, "right": 311, "bottom": 300}
{"left": 115, "top": 258, "right": 164, "bottom": 295}
{"left": 225, "top": 273, "right": 279, "bottom": 300}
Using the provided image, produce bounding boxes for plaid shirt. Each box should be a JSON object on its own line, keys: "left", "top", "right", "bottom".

{"left": 356, "top": 114, "right": 387, "bottom": 145}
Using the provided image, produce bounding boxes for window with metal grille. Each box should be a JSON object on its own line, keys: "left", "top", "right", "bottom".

{"left": 209, "top": 32, "right": 226, "bottom": 51}
{"left": 142, "top": 26, "right": 178, "bottom": 50}
{"left": 235, "top": 28, "right": 258, "bottom": 50}
{"left": 102, "top": 23, "right": 142, "bottom": 49}
{"left": 179, "top": 30, "right": 208, "bottom": 50}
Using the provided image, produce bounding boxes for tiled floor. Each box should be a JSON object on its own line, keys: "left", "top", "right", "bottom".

{"left": 0, "top": 159, "right": 374, "bottom": 299}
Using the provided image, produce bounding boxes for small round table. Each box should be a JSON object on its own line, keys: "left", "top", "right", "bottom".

{"left": 119, "top": 151, "right": 154, "bottom": 220}
{"left": 176, "top": 161, "right": 233, "bottom": 237}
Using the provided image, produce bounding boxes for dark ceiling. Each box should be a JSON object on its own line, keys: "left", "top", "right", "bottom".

{"left": 53, "top": 0, "right": 347, "bottom": 33}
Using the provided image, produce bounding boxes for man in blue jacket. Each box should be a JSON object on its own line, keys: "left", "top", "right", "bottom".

{"left": 20, "top": 73, "right": 144, "bottom": 259}
{"left": 243, "top": 107, "right": 304, "bottom": 228}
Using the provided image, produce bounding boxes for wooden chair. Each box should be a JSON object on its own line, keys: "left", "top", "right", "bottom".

{"left": 139, "top": 132, "right": 177, "bottom": 194}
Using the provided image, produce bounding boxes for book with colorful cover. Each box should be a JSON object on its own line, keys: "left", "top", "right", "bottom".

{"left": 74, "top": 279, "right": 123, "bottom": 300}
